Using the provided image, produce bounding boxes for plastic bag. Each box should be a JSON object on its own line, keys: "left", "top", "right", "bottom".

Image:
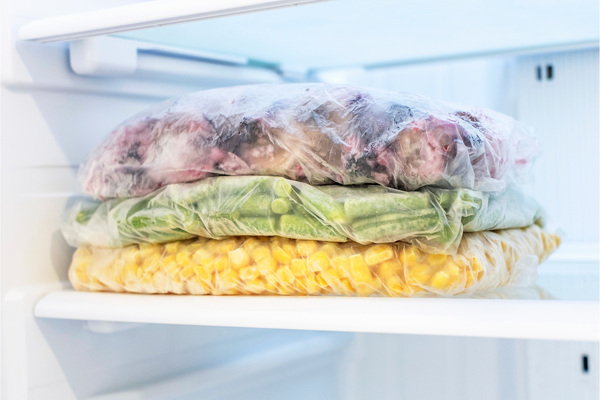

{"left": 79, "top": 83, "right": 538, "bottom": 199}
{"left": 62, "top": 176, "right": 544, "bottom": 254}
{"left": 69, "top": 225, "right": 560, "bottom": 297}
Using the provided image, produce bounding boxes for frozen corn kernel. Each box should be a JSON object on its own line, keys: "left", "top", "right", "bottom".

{"left": 243, "top": 238, "right": 262, "bottom": 252}
{"left": 290, "top": 259, "right": 309, "bottom": 277}
{"left": 297, "top": 240, "right": 318, "bottom": 256}
{"left": 194, "top": 266, "right": 212, "bottom": 283}
{"left": 180, "top": 265, "right": 195, "bottom": 279}
{"left": 349, "top": 254, "right": 372, "bottom": 283}
{"left": 239, "top": 266, "right": 260, "bottom": 281}
{"left": 245, "top": 278, "right": 266, "bottom": 294}
{"left": 444, "top": 261, "right": 460, "bottom": 275}
{"left": 427, "top": 254, "right": 447, "bottom": 266}
{"left": 276, "top": 266, "right": 295, "bottom": 286}
{"left": 252, "top": 246, "right": 271, "bottom": 262}
{"left": 365, "top": 244, "right": 394, "bottom": 266}
{"left": 75, "top": 264, "right": 90, "bottom": 284}
{"left": 162, "top": 254, "right": 176, "bottom": 266}
{"left": 333, "top": 257, "right": 351, "bottom": 278}
{"left": 282, "top": 244, "right": 299, "bottom": 259}
{"left": 213, "top": 255, "right": 228, "bottom": 272}
{"left": 256, "top": 256, "right": 277, "bottom": 273}
{"left": 430, "top": 271, "right": 451, "bottom": 290}
{"left": 164, "top": 242, "right": 180, "bottom": 254}
{"left": 386, "top": 275, "right": 406, "bottom": 295}
{"left": 216, "top": 238, "right": 238, "bottom": 253}
{"left": 308, "top": 251, "right": 331, "bottom": 272}
{"left": 273, "top": 247, "right": 293, "bottom": 264}
{"left": 176, "top": 252, "right": 192, "bottom": 267}
{"left": 378, "top": 260, "right": 402, "bottom": 280}
{"left": 400, "top": 247, "right": 421, "bottom": 266}
{"left": 407, "top": 263, "right": 431, "bottom": 285}
{"left": 319, "top": 243, "right": 339, "bottom": 257}
{"left": 229, "top": 248, "right": 249, "bottom": 270}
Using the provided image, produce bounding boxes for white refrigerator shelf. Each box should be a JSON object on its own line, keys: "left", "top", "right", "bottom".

{"left": 34, "top": 289, "right": 599, "bottom": 341}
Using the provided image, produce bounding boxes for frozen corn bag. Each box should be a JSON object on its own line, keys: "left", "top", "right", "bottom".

{"left": 62, "top": 176, "right": 544, "bottom": 254}
{"left": 69, "top": 225, "right": 560, "bottom": 297}
{"left": 79, "top": 84, "right": 537, "bottom": 199}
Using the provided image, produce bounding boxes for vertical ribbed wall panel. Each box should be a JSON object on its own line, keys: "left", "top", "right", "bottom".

{"left": 517, "top": 49, "right": 599, "bottom": 244}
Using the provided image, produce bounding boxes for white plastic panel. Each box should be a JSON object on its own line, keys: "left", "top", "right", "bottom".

{"left": 34, "top": 290, "right": 599, "bottom": 341}
{"left": 115, "top": 0, "right": 599, "bottom": 69}
{"left": 517, "top": 48, "right": 600, "bottom": 245}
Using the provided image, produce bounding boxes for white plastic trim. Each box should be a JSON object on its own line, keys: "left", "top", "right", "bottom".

{"left": 35, "top": 290, "right": 599, "bottom": 341}
{"left": 17, "top": 0, "right": 333, "bottom": 43}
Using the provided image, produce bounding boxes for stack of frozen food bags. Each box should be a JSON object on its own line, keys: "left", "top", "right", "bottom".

{"left": 62, "top": 83, "right": 560, "bottom": 297}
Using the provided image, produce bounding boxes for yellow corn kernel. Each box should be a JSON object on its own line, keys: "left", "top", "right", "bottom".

{"left": 176, "top": 252, "right": 192, "bottom": 267}
{"left": 161, "top": 254, "right": 177, "bottom": 266}
{"left": 333, "top": 257, "right": 351, "bottom": 278}
{"left": 180, "top": 265, "right": 195, "bottom": 279}
{"left": 122, "top": 263, "right": 138, "bottom": 281}
{"left": 378, "top": 260, "right": 402, "bottom": 280}
{"left": 315, "top": 273, "right": 328, "bottom": 288}
{"left": 242, "top": 237, "right": 262, "bottom": 252}
{"left": 239, "top": 266, "right": 260, "bottom": 281}
{"left": 290, "top": 259, "right": 309, "bottom": 278}
{"left": 407, "top": 284, "right": 425, "bottom": 294}
{"left": 255, "top": 256, "right": 278, "bottom": 273}
{"left": 264, "top": 275, "right": 278, "bottom": 292}
{"left": 165, "top": 264, "right": 182, "bottom": 283}
{"left": 229, "top": 248, "right": 249, "bottom": 270}
{"left": 365, "top": 244, "right": 394, "bottom": 266}
{"left": 139, "top": 244, "right": 161, "bottom": 258}
{"left": 296, "top": 240, "right": 318, "bottom": 256}
{"left": 140, "top": 271, "right": 154, "bottom": 285}
{"left": 217, "top": 269, "right": 239, "bottom": 286}
{"left": 193, "top": 249, "right": 212, "bottom": 263}
{"left": 356, "top": 282, "right": 376, "bottom": 297}
{"left": 273, "top": 247, "right": 293, "bottom": 264}
{"left": 141, "top": 253, "right": 161, "bottom": 272}
{"left": 349, "top": 254, "right": 372, "bottom": 283}
{"left": 427, "top": 254, "right": 448, "bottom": 266}
{"left": 213, "top": 255, "right": 228, "bottom": 272}
{"left": 194, "top": 266, "right": 212, "bottom": 283}
{"left": 216, "top": 238, "right": 238, "bottom": 253}
{"left": 386, "top": 275, "right": 406, "bottom": 295}
{"left": 319, "top": 243, "right": 339, "bottom": 257}
{"left": 164, "top": 242, "right": 180, "bottom": 254}
{"left": 282, "top": 244, "right": 299, "bottom": 259}
{"left": 407, "top": 263, "right": 431, "bottom": 285}
{"left": 245, "top": 278, "right": 266, "bottom": 294}
{"left": 75, "top": 264, "right": 90, "bottom": 284}
{"left": 322, "top": 268, "right": 341, "bottom": 280}
{"left": 400, "top": 247, "right": 421, "bottom": 266}
{"left": 305, "top": 276, "right": 323, "bottom": 294}
{"left": 341, "top": 278, "right": 353, "bottom": 292}
{"left": 444, "top": 261, "right": 460, "bottom": 276}
{"left": 431, "top": 271, "right": 451, "bottom": 290}
{"left": 276, "top": 266, "right": 295, "bottom": 286}
{"left": 308, "top": 251, "right": 331, "bottom": 272}
{"left": 252, "top": 246, "right": 271, "bottom": 262}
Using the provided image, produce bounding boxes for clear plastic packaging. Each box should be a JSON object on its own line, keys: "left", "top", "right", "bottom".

{"left": 79, "top": 83, "right": 538, "bottom": 199}
{"left": 69, "top": 225, "right": 560, "bottom": 297}
{"left": 62, "top": 176, "right": 544, "bottom": 254}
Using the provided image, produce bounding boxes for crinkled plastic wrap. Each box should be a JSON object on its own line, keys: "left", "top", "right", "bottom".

{"left": 79, "top": 83, "right": 538, "bottom": 199}
{"left": 62, "top": 176, "right": 544, "bottom": 254}
{"left": 69, "top": 225, "right": 560, "bottom": 297}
